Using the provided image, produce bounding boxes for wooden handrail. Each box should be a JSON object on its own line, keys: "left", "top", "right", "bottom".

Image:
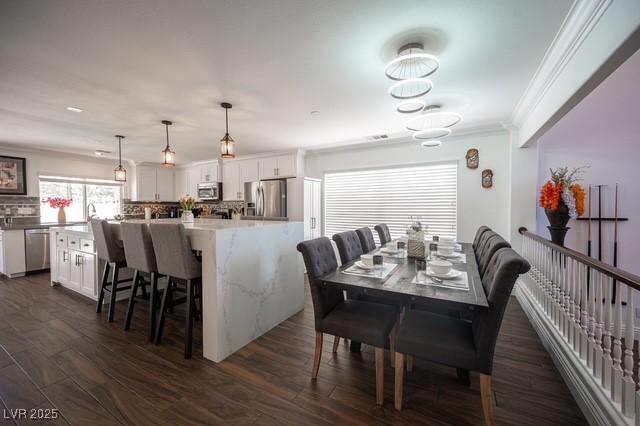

{"left": 519, "top": 227, "right": 640, "bottom": 292}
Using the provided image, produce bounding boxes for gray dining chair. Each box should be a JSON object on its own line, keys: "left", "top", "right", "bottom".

{"left": 92, "top": 219, "right": 133, "bottom": 323}
{"left": 474, "top": 230, "right": 499, "bottom": 261}
{"left": 149, "top": 223, "right": 202, "bottom": 359}
{"left": 393, "top": 248, "right": 530, "bottom": 425}
{"left": 297, "top": 237, "right": 397, "bottom": 405}
{"left": 355, "top": 227, "right": 376, "bottom": 253}
{"left": 374, "top": 224, "right": 392, "bottom": 246}
{"left": 473, "top": 226, "right": 492, "bottom": 250}
{"left": 121, "top": 222, "right": 163, "bottom": 341}
{"left": 332, "top": 231, "right": 363, "bottom": 264}
{"left": 477, "top": 234, "right": 511, "bottom": 279}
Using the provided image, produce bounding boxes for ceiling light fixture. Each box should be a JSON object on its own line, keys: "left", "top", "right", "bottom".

{"left": 396, "top": 99, "right": 426, "bottom": 114}
{"left": 405, "top": 105, "right": 463, "bottom": 131}
{"left": 388, "top": 77, "right": 433, "bottom": 99}
{"left": 421, "top": 140, "right": 442, "bottom": 148}
{"left": 384, "top": 43, "right": 440, "bottom": 81}
{"left": 160, "top": 120, "right": 176, "bottom": 167}
{"left": 220, "top": 102, "right": 235, "bottom": 159}
{"left": 113, "top": 135, "right": 127, "bottom": 182}
{"left": 413, "top": 128, "right": 451, "bottom": 140}
{"left": 66, "top": 106, "right": 83, "bottom": 112}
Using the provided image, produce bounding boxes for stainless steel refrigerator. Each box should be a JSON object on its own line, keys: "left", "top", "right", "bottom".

{"left": 244, "top": 179, "right": 287, "bottom": 218}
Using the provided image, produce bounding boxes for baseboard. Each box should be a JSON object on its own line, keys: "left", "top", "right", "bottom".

{"left": 514, "top": 277, "right": 630, "bottom": 426}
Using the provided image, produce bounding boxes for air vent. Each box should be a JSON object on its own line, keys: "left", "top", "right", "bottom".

{"left": 370, "top": 134, "right": 389, "bottom": 141}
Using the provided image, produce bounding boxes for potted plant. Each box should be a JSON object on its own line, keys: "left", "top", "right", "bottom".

{"left": 179, "top": 195, "right": 196, "bottom": 223}
{"left": 539, "top": 167, "right": 586, "bottom": 246}
{"left": 46, "top": 197, "right": 72, "bottom": 223}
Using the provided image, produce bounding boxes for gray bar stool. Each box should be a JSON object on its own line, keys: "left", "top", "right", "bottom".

{"left": 92, "top": 219, "right": 133, "bottom": 323}
{"left": 121, "top": 222, "right": 163, "bottom": 341}
{"left": 149, "top": 223, "right": 202, "bottom": 359}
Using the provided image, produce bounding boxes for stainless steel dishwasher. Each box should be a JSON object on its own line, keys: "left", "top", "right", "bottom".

{"left": 25, "top": 228, "right": 50, "bottom": 272}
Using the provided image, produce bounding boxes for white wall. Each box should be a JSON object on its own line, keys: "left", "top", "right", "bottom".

{"left": 304, "top": 129, "right": 511, "bottom": 243}
{"left": 0, "top": 145, "right": 132, "bottom": 198}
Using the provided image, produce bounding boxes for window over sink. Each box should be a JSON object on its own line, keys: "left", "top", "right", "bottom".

{"left": 39, "top": 175, "right": 123, "bottom": 222}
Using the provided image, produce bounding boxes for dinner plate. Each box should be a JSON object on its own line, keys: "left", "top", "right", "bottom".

{"left": 426, "top": 269, "right": 462, "bottom": 279}
{"left": 436, "top": 251, "right": 462, "bottom": 259}
{"left": 380, "top": 247, "right": 401, "bottom": 254}
{"left": 354, "top": 261, "right": 374, "bottom": 270}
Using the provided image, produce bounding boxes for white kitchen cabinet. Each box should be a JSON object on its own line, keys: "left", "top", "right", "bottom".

{"left": 303, "top": 178, "right": 322, "bottom": 240}
{"left": 222, "top": 162, "right": 241, "bottom": 201}
{"left": 239, "top": 160, "right": 259, "bottom": 183}
{"left": 258, "top": 154, "right": 297, "bottom": 180}
{"left": 174, "top": 168, "right": 189, "bottom": 199}
{"left": 200, "top": 162, "right": 219, "bottom": 182}
{"left": 56, "top": 246, "right": 71, "bottom": 285}
{"left": 135, "top": 166, "right": 174, "bottom": 201}
{"left": 67, "top": 250, "right": 83, "bottom": 291}
{"left": 0, "top": 230, "right": 26, "bottom": 278}
{"left": 72, "top": 250, "right": 97, "bottom": 298}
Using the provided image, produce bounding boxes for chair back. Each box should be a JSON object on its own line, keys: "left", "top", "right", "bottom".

{"left": 332, "top": 231, "right": 363, "bottom": 264}
{"left": 477, "top": 234, "right": 510, "bottom": 279}
{"left": 374, "top": 224, "right": 391, "bottom": 246}
{"left": 91, "top": 219, "right": 125, "bottom": 263}
{"left": 121, "top": 222, "right": 158, "bottom": 273}
{"left": 472, "top": 226, "right": 491, "bottom": 249}
{"left": 474, "top": 230, "right": 498, "bottom": 261}
{"left": 473, "top": 248, "right": 530, "bottom": 373}
{"left": 149, "top": 224, "right": 201, "bottom": 280}
{"left": 297, "top": 238, "right": 344, "bottom": 325}
{"left": 355, "top": 227, "right": 376, "bottom": 253}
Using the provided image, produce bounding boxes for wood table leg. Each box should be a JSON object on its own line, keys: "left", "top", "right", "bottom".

{"left": 394, "top": 352, "right": 404, "bottom": 410}
{"left": 375, "top": 347, "right": 384, "bottom": 406}
{"left": 312, "top": 332, "right": 323, "bottom": 379}
{"left": 480, "top": 373, "right": 495, "bottom": 426}
{"left": 332, "top": 336, "right": 340, "bottom": 353}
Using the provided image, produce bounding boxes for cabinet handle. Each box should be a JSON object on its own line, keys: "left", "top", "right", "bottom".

{"left": 63, "top": 251, "right": 68, "bottom": 262}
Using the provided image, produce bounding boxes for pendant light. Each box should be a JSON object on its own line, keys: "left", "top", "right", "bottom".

{"left": 161, "top": 120, "right": 176, "bottom": 167}
{"left": 220, "top": 102, "right": 235, "bottom": 159}
{"left": 114, "top": 135, "right": 127, "bottom": 182}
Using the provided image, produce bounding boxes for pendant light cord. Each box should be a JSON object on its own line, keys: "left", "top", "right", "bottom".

{"left": 117, "top": 136, "right": 122, "bottom": 167}
{"left": 165, "top": 123, "right": 170, "bottom": 148}
{"left": 225, "top": 107, "right": 229, "bottom": 135}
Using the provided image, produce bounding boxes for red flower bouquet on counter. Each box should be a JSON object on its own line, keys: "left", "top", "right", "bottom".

{"left": 46, "top": 197, "right": 72, "bottom": 209}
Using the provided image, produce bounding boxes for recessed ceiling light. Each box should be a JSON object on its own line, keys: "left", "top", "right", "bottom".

{"left": 66, "top": 106, "right": 83, "bottom": 112}
{"left": 421, "top": 140, "right": 442, "bottom": 148}
{"left": 94, "top": 150, "right": 110, "bottom": 156}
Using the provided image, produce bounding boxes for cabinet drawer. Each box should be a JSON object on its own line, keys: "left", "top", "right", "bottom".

{"left": 67, "top": 236, "right": 80, "bottom": 250}
{"left": 80, "top": 239, "right": 94, "bottom": 254}
{"left": 56, "top": 234, "right": 67, "bottom": 247}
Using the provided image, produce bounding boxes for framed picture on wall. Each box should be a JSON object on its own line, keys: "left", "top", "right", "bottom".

{"left": 0, "top": 156, "right": 27, "bottom": 195}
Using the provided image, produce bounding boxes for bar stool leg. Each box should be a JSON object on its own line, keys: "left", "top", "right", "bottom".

{"left": 149, "top": 272, "right": 159, "bottom": 342}
{"left": 185, "top": 279, "right": 194, "bottom": 359}
{"left": 96, "top": 261, "right": 110, "bottom": 313}
{"left": 155, "top": 277, "right": 172, "bottom": 345}
{"left": 124, "top": 270, "right": 140, "bottom": 331}
{"left": 108, "top": 264, "right": 119, "bottom": 323}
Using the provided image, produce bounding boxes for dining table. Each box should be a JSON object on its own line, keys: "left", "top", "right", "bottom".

{"left": 318, "top": 241, "right": 489, "bottom": 315}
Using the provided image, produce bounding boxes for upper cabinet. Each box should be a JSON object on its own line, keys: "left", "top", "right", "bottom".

{"left": 258, "top": 154, "right": 297, "bottom": 180}
{"left": 200, "top": 162, "right": 219, "bottom": 183}
{"left": 135, "top": 165, "right": 175, "bottom": 201}
{"left": 174, "top": 161, "right": 220, "bottom": 200}
{"left": 222, "top": 160, "right": 260, "bottom": 201}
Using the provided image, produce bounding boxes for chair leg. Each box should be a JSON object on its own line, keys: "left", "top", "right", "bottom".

{"left": 185, "top": 280, "right": 194, "bottom": 359}
{"left": 406, "top": 355, "right": 413, "bottom": 372}
{"left": 332, "top": 336, "right": 340, "bottom": 353}
{"left": 96, "top": 261, "right": 110, "bottom": 313}
{"left": 149, "top": 272, "right": 158, "bottom": 342}
{"left": 457, "top": 368, "right": 470, "bottom": 386}
{"left": 311, "top": 332, "right": 323, "bottom": 379}
{"left": 390, "top": 322, "right": 396, "bottom": 368}
{"left": 155, "top": 277, "right": 172, "bottom": 345}
{"left": 123, "top": 270, "right": 140, "bottom": 330}
{"left": 394, "top": 352, "right": 404, "bottom": 410}
{"left": 375, "top": 347, "right": 384, "bottom": 406}
{"left": 107, "top": 264, "right": 119, "bottom": 323}
{"left": 479, "top": 373, "right": 496, "bottom": 426}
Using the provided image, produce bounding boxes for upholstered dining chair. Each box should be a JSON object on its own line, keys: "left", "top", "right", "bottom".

{"left": 92, "top": 219, "right": 133, "bottom": 323}
{"left": 474, "top": 230, "right": 499, "bottom": 261}
{"left": 393, "top": 248, "right": 530, "bottom": 426}
{"left": 297, "top": 237, "right": 397, "bottom": 405}
{"left": 473, "top": 226, "right": 492, "bottom": 250}
{"left": 477, "top": 234, "right": 511, "bottom": 279}
{"left": 355, "top": 227, "right": 376, "bottom": 253}
{"left": 374, "top": 223, "right": 392, "bottom": 246}
{"left": 332, "top": 231, "right": 364, "bottom": 265}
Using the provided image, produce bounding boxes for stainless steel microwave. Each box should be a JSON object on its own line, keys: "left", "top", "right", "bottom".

{"left": 197, "top": 182, "right": 222, "bottom": 200}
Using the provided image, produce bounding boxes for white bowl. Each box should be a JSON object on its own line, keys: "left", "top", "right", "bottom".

{"left": 438, "top": 245, "right": 454, "bottom": 255}
{"left": 360, "top": 254, "right": 374, "bottom": 267}
{"left": 428, "top": 259, "right": 453, "bottom": 275}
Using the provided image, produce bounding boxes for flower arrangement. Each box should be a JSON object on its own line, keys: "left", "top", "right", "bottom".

{"left": 46, "top": 197, "right": 72, "bottom": 209}
{"left": 179, "top": 195, "right": 196, "bottom": 211}
{"left": 539, "top": 166, "right": 586, "bottom": 219}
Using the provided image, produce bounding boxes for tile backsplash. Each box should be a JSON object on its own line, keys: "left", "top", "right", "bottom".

{"left": 122, "top": 200, "right": 244, "bottom": 218}
{"left": 0, "top": 196, "right": 41, "bottom": 217}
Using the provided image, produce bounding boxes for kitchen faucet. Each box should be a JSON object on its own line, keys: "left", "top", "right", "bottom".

{"left": 86, "top": 203, "right": 97, "bottom": 221}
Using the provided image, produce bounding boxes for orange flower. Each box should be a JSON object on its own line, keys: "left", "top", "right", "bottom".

{"left": 539, "top": 181, "right": 563, "bottom": 211}
{"left": 570, "top": 184, "right": 585, "bottom": 216}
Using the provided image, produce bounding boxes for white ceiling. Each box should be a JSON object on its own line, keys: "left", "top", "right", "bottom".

{"left": 0, "top": 0, "right": 573, "bottom": 163}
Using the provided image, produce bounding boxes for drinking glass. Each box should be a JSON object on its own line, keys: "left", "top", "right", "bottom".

{"left": 428, "top": 243, "right": 438, "bottom": 260}
{"left": 415, "top": 258, "right": 427, "bottom": 283}
{"left": 397, "top": 241, "right": 406, "bottom": 258}
{"left": 373, "top": 255, "right": 384, "bottom": 276}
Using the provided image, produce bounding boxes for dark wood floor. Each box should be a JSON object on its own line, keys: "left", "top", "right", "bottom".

{"left": 0, "top": 272, "right": 585, "bottom": 425}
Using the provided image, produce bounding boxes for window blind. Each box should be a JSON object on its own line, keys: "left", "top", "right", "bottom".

{"left": 324, "top": 162, "right": 457, "bottom": 242}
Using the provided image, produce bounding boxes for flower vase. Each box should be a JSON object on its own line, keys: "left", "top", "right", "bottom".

{"left": 181, "top": 210, "right": 194, "bottom": 223}
{"left": 545, "top": 202, "right": 570, "bottom": 246}
{"left": 57, "top": 207, "right": 66, "bottom": 223}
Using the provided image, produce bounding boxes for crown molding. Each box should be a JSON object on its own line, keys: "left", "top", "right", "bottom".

{"left": 0, "top": 141, "right": 129, "bottom": 165}
{"left": 511, "top": 0, "right": 612, "bottom": 127}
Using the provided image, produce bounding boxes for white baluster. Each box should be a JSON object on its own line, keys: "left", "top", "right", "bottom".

{"left": 567, "top": 258, "right": 575, "bottom": 347}
{"left": 612, "top": 280, "right": 624, "bottom": 403}
{"left": 594, "top": 271, "right": 603, "bottom": 380}
{"left": 580, "top": 263, "right": 589, "bottom": 361}
{"left": 573, "top": 258, "right": 582, "bottom": 353}
{"left": 564, "top": 254, "right": 571, "bottom": 342}
{"left": 622, "top": 285, "right": 635, "bottom": 417}
{"left": 558, "top": 253, "right": 566, "bottom": 337}
{"left": 587, "top": 268, "right": 597, "bottom": 370}
{"left": 602, "top": 275, "right": 613, "bottom": 391}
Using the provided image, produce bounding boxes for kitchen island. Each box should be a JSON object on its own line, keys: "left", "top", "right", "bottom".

{"left": 50, "top": 218, "right": 305, "bottom": 362}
